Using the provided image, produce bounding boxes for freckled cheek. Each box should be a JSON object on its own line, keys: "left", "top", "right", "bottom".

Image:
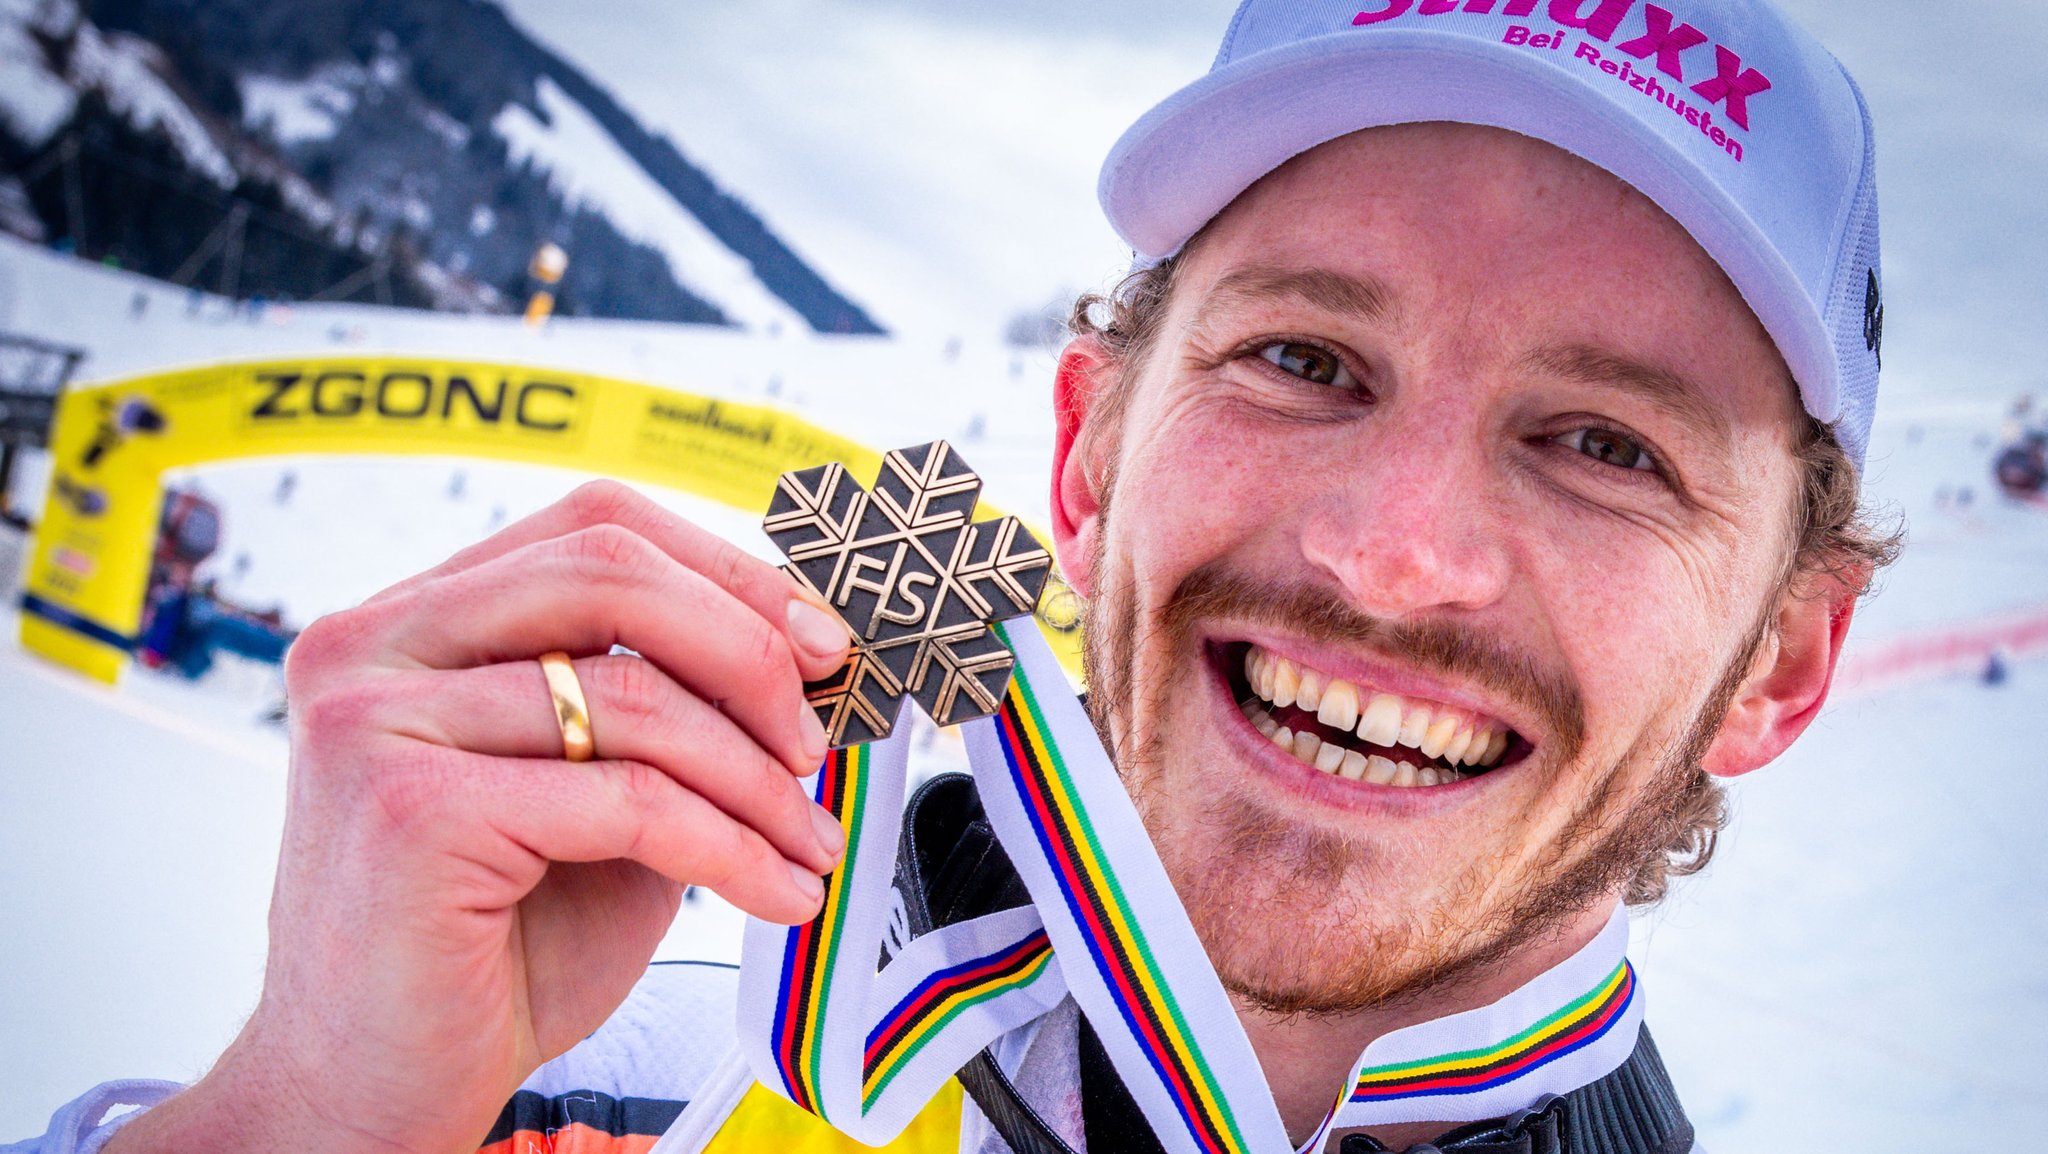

{"left": 1117, "top": 415, "right": 1280, "bottom": 572}
{"left": 1532, "top": 546, "right": 1724, "bottom": 742}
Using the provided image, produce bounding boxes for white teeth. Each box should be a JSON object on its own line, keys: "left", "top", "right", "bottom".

{"left": 1444, "top": 726, "right": 1475, "bottom": 766}
{"left": 1487, "top": 730, "right": 1511, "bottom": 765}
{"left": 1469, "top": 729, "right": 1496, "bottom": 767}
{"left": 1419, "top": 715, "right": 1458, "bottom": 759}
{"left": 1295, "top": 668, "right": 1326, "bottom": 711}
{"left": 1397, "top": 706, "right": 1431, "bottom": 749}
{"left": 1270, "top": 660, "right": 1300, "bottom": 709}
{"left": 1316, "top": 680, "right": 1359, "bottom": 732}
{"left": 1291, "top": 729, "right": 1322, "bottom": 763}
{"left": 1241, "top": 699, "right": 1438, "bottom": 789}
{"left": 1357, "top": 693, "right": 1402, "bottom": 746}
{"left": 1241, "top": 701, "right": 1279, "bottom": 738}
{"left": 1240, "top": 646, "right": 1518, "bottom": 783}
{"left": 1339, "top": 749, "right": 1368, "bottom": 780}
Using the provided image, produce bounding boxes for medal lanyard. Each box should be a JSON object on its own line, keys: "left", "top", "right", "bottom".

{"left": 738, "top": 439, "right": 1637, "bottom": 1152}
{"left": 737, "top": 622, "right": 1642, "bottom": 1153}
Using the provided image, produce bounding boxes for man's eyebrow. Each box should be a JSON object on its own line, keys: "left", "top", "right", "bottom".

{"left": 1198, "top": 266, "right": 1398, "bottom": 326}
{"left": 1523, "top": 345, "right": 1732, "bottom": 448}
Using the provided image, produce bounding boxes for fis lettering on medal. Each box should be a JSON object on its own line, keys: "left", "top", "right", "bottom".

{"left": 765, "top": 441, "right": 1052, "bottom": 748}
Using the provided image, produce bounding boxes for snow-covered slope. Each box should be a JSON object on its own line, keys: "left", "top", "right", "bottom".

{"left": 494, "top": 77, "right": 807, "bottom": 335}
{"left": 0, "top": 0, "right": 76, "bottom": 146}
{"left": 0, "top": 0, "right": 882, "bottom": 331}
{"left": 0, "top": 0, "right": 231, "bottom": 186}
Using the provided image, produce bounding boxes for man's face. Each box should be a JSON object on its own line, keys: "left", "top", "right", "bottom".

{"left": 1068, "top": 123, "right": 1807, "bottom": 1013}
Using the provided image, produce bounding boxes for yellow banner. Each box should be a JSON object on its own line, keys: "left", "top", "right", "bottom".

{"left": 22, "top": 356, "right": 1083, "bottom": 684}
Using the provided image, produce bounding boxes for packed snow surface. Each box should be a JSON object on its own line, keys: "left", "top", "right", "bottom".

{"left": 2, "top": 239, "right": 2044, "bottom": 1152}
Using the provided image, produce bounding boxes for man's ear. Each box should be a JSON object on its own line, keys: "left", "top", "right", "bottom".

{"left": 1050, "top": 337, "right": 1116, "bottom": 600}
{"left": 1701, "top": 573, "right": 1863, "bottom": 779}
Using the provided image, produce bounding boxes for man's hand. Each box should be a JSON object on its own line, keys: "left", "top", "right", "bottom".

{"left": 105, "top": 481, "right": 851, "bottom": 1154}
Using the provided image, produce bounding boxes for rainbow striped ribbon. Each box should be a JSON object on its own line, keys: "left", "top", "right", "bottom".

{"left": 1305, "top": 908, "right": 1641, "bottom": 1140}
{"left": 963, "top": 623, "right": 1287, "bottom": 1154}
{"left": 738, "top": 623, "right": 1642, "bottom": 1153}
{"left": 738, "top": 716, "right": 1070, "bottom": 1144}
{"left": 1349, "top": 961, "right": 1635, "bottom": 1105}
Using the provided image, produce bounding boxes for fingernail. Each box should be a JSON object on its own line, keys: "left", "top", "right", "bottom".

{"left": 797, "top": 702, "right": 829, "bottom": 763}
{"left": 787, "top": 598, "right": 851, "bottom": 660}
{"left": 788, "top": 861, "right": 825, "bottom": 903}
{"left": 810, "top": 804, "right": 846, "bottom": 860}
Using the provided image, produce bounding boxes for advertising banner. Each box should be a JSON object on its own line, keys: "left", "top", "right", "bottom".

{"left": 21, "top": 356, "right": 1081, "bottom": 683}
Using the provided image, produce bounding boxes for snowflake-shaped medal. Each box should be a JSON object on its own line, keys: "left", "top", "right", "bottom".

{"left": 764, "top": 441, "right": 1052, "bottom": 747}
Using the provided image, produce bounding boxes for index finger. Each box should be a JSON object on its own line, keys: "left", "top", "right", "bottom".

{"left": 369, "top": 480, "right": 850, "bottom": 677}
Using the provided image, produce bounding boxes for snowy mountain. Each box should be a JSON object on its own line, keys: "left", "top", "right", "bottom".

{"left": 0, "top": 0, "right": 884, "bottom": 333}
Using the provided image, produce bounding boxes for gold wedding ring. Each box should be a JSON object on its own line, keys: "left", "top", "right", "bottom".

{"left": 538, "top": 651, "right": 595, "bottom": 763}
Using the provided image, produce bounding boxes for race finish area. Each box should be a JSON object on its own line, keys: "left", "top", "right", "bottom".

{"left": 3, "top": 241, "right": 2045, "bottom": 1150}
{"left": 16, "top": 355, "right": 1081, "bottom": 686}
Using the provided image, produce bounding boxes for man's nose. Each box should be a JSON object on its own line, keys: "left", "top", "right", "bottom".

{"left": 1297, "top": 405, "right": 1513, "bottom": 620}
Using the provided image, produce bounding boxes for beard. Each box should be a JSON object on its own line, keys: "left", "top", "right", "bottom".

{"left": 1081, "top": 539, "right": 1759, "bottom": 1018}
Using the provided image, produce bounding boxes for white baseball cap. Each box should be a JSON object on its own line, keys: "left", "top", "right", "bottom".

{"left": 1100, "top": 0, "right": 1883, "bottom": 470}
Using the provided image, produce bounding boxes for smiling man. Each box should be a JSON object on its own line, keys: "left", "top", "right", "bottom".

{"left": 1056, "top": 118, "right": 1883, "bottom": 1146}
{"left": 16, "top": 2, "right": 1898, "bottom": 1154}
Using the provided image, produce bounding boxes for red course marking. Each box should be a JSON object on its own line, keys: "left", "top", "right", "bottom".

{"left": 1832, "top": 603, "right": 2048, "bottom": 700}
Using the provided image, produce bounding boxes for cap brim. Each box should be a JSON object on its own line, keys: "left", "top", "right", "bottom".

{"left": 1098, "top": 28, "right": 1841, "bottom": 427}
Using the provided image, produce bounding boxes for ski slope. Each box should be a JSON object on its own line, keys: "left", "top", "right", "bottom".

{"left": 2, "top": 239, "right": 2045, "bottom": 1151}
{"left": 492, "top": 76, "right": 812, "bottom": 336}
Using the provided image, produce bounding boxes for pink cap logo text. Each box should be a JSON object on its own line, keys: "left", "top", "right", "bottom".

{"left": 1351, "top": 1, "right": 1774, "bottom": 133}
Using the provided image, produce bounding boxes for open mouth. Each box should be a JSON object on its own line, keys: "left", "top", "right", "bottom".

{"left": 1217, "top": 641, "right": 1530, "bottom": 789}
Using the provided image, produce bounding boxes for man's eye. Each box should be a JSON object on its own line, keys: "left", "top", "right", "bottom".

{"left": 1555, "top": 427, "right": 1656, "bottom": 472}
{"left": 1258, "top": 342, "right": 1357, "bottom": 390}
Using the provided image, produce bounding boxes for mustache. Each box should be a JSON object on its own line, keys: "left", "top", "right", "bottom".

{"left": 1158, "top": 560, "right": 1586, "bottom": 761}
